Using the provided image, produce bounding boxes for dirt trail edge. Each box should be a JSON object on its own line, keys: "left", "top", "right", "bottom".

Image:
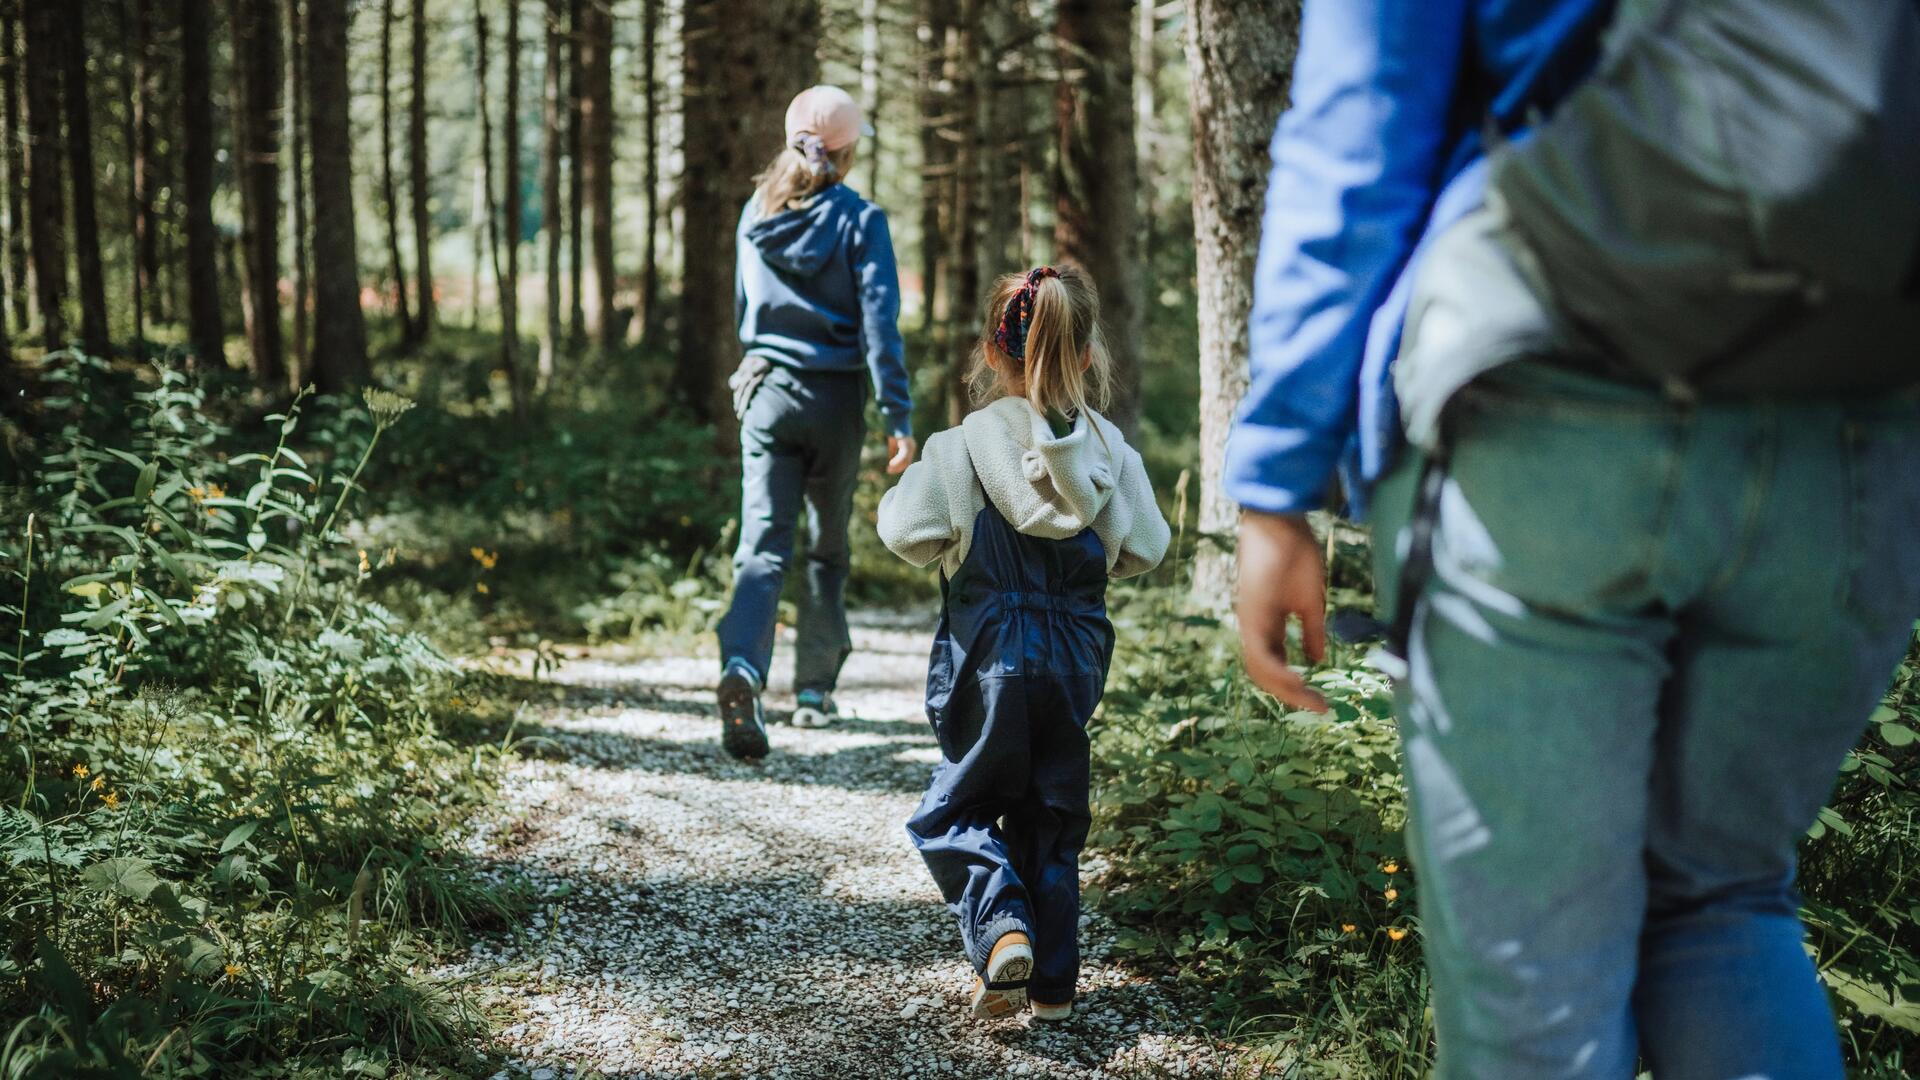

{"left": 440, "top": 613, "right": 1253, "bottom": 1080}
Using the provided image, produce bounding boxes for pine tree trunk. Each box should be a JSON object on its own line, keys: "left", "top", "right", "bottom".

{"left": 539, "top": 0, "right": 563, "bottom": 383}
{"left": 680, "top": 0, "right": 819, "bottom": 447}
{"left": 63, "top": 3, "right": 110, "bottom": 355}
{"left": 501, "top": 0, "right": 525, "bottom": 413}
{"left": 306, "top": 0, "right": 370, "bottom": 391}
{"left": 1, "top": 4, "right": 24, "bottom": 338}
{"left": 943, "top": 0, "right": 985, "bottom": 427}
{"left": 380, "top": 0, "right": 413, "bottom": 344}
{"left": 859, "top": 0, "right": 880, "bottom": 195}
{"left": 117, "top": 0, "right": 143, "bottom": 354}
{"left": 1136, "top": 0, "right": 1157, "bottom": 263}
{"left": 565, "top": 0, "right": 584, "bottom": 347}
{"left": 578, "top": 0, "right": 614, "bottom": 349}
{"left": 914, "top": 2, "right": 949, "bottom": 336}
{"left": 130, "top": 0, "right": 158, "bottom": 340}
{"left": 1186, "top": 0, "right": 1299, "bottom": 608}
{"left": 286, "top": 0, "right": 310, "bottom": 385}
{"left": 1055, "top": 0, "right": 1142, "bottom": 435}
{"left": 636, "top": 0, "right": 659, "bottom": 342}
{"left": 181, "top": 0, "right": 223, "bottom": 362}
{"left": 231, "top": 0, "right": 285, "bottom": 386}
{"left": 22, "top": 1, "right": 65, "bottom": 349}
{"left": 408, "top": 0, "right": 434, "bottom": 342}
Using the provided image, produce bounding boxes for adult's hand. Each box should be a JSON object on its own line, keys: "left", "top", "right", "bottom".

{"left": 1236, "top": 511, "right": 1331, "bottom": 713}
{"left": 885, "top": 435, "right": 918, "bottom": 475}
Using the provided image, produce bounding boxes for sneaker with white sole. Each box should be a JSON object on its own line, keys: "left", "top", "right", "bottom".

{"left": 968, "top": 931, "right": 1033, "bottom": 1020}
{"left": 792, "top": 689, "right": 838, "bottom": 729}
{"left": 717, "top": 659, "right": 768, "bottom": 760}
{"left": 1031, "top": 998, "right": 1073, "bottom": 1022}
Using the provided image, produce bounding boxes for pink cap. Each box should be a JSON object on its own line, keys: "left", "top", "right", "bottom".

{"left": 784, "top": 85, "right": 869, "bottom": 152}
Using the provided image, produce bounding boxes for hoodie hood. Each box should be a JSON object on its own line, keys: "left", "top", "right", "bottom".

{"left": 961, "top": 396, "right": 1122, "bottom": 539}
{"left": 744, "top": 184, "right": 858, "bottom": 276}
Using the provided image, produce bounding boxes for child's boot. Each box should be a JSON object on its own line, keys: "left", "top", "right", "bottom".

{"left": 1031, "top": 997, "right": 1073, "bottom": 1022}
{"left": 968, "top": 931, "right": 1033, "bottom": 1019}
{"left": 717, "top": 658, "right": 769, "bottom": 760}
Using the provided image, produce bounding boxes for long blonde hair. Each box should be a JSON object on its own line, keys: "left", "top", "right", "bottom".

{"left": 753, "top": 142, "right": 857, "bottom": 217}
{"left": 967, "top": 264, "right": 1111, "bottom": 420}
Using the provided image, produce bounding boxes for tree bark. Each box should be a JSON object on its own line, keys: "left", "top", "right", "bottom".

{"left": 379, "top": 0, "right": 413, "bottom": 344}
{"left": 492, "top": 0, "right": 526, "bottom": 415}
{"left": 859, "top": 0, "right": 880, "bottom": 195}
{"left": 636, "top": 0, "right": 659, "bottom": 342}
{"left": 181, "top": 0, "right": 224, "bottom": 362}
{"left": 21, "top": 1, "right": 65, "bottom": 349}
{"left": 539, "top": 0, "right": 564, "bottom": 383}
{"left": 1136, "top": 0, "right": 1158, "bottom": 261}
{"left": 408, "top": 0, "right": 434, "bottom": 343}
{"left": 1056, "top": 0, "right": 1142, "bottom": 435}
{"left": 1186, "top": 0, "right": 1299, "bottom": 607}
{"left": 565, "top": 0, "right": 584, "bottom": 347}
{"left": 286, "top": 0, "right": 310, "bottom": 384}
{"left": 306, "top": 0, "right": 370, "bottom": 391}
{"left": 679, "top": 0, "right": 819, "bottom": 447}
{"left": 914, "top": 3, "right": 950, "bottom": 336}
{"left": 231, "top": 0, "right": 285, "bottom": 386}
{"left": 1, "top": 3, "right": 25, "bottom": 337}
{"left": 578, "top": 0, "right": 615, "bottom": 348}
{"left": 62, "top": 2, "right": 110, "bottom": 355}
{"left": 118, "top": 0, "right": 144, "bottom": 354}
{"left": 943, "top": 0, "right": 987, "bottom": 428}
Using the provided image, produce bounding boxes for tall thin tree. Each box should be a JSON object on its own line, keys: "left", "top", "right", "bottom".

{"left": 62, "top": 3, "right": 109, "bottom": 355}
{"left": 286, "top": 0, "right": 311, "bottom": 383}
{"left": 636, "top": 0, "right": 659, "bottom": 341}
{"left": 476, "top": 0, "right": 525, "bottom": 415}
{"left": 118, "top": 0, "right": 144, "bottom": 354}
{"left": 181, "top": 0, "right": 224, "bottom": 362}
{"left": 21, "top": 0, "right": 65, "bottom": 348}
{"left": 578, "top": 0, "right": 614, "bottom": 348}
{"left": 539, "top": 0, "right": 564, "bottom": 383}
{"left": 679, "top": 0, "right": 820, "bottom": 443}
{"left": 0, "top": 2, "right": 24, "bottom": 337}
{"left": 1186, "top": 0, "right": 1299, "bottom": 605}
{"left": 130, "top": 0, "right": 158, "bottom": 339}
{"left": 1056, "top": 0, "right": 1143, "bottom": 435}
{"left": 408, "top": 0, "right": 434, "bottom": 343}
{"left": 306, "top": 0, "right": 370, "bottom": 390}
{"left": 231, "top": 0, "right": 285, "bottom": 386}
{"left": 914, "top": 1, "right": 950, "bottom": 336}
{"left": 379, "top": 0, "right": 413, "bottom": 345}
{"left": 565, "top": 0, "right": 584, "bottom": 346}
{"left": 859, "top": 0, "right": 880, "bottom": 195}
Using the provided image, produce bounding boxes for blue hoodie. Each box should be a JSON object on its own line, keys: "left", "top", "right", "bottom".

{"left": 735, "top": 183, "right": 913, "bottom": 438}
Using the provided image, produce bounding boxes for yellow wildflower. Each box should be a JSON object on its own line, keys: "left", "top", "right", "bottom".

{"left": 91, "top": 776, "right": 105, "bottom": 792}
{"left": 475, "top": 582, "right": 490, "bottom": 595}
{"left": 1385, "top": 888, "right": 1399, "bottom": 902}
{"left": 206, "top": 483, "right": 226, "bottom": 500}
{"left": 1383, "top": 861, "right": 1399, "bottom": 875}
{"left": 1340, "top": 923, "right": 1357, "bottom": 934}
{"left": 1387, "top": 927, "right": 1408, "bottom": 941}
{"left": 357, "top": 549, "right": 371, "bottom": 574}
{"left": 186, "top": 485, "right": 207, "bottom": 502}
{"left": 470, "top": 546, "right": 486, "bottom": 562}
{"left": 71, "top": 764, "right": 89, "bottom": 779}
{"left": 102, "top": 791, "right": 121, "bottom": 810}
{"left": 223, "top": 963, "right": 243, "bottom": 978}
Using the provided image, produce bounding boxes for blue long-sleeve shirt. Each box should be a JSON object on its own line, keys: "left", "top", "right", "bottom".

{"left": 735, "top": 183, "right": 913, "bottom": 438}
{"left": 1224, "top": 0, "right": 1612, "bottom": 518}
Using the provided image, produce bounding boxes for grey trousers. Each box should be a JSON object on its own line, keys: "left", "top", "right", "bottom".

{"left": 716, "top": 364, "right": 866, "bottom": 693}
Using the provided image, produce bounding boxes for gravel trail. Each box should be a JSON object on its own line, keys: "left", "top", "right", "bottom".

{"left": 442, "top": 614, "right": 1256, "bottom": 1080}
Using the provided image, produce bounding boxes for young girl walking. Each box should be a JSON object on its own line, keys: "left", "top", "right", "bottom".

{"left": 878, "top": 265, "right": 1170, "bottom": 1021}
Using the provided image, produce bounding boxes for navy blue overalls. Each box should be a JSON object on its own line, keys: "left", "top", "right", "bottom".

{"left": 905, "top": 501, "right": 1115, "bottom": 1005}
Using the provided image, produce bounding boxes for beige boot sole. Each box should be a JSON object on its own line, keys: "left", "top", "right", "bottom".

{"left": 968, "top": 933, "right": 1033, "bottom": 1019}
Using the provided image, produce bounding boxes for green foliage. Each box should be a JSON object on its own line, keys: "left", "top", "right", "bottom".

{"left": 0, "top": 353, "right": 524, "bottom": 1076}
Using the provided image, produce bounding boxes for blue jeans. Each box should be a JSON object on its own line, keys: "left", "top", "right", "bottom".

{"left": 1372, "top": 361, "right": 1920, "bottom": 1079}
{"left": 716, "top": 364, "right": 865, "bottom": 692}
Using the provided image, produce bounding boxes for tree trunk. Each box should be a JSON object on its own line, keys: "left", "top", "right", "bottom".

{"left": 22, "top": 1, "right": 65, "bottom": 349}
{"left": 1, "top": 3, "right": 25, "bottom": 338}
{"left": 1186, "top": 0, "right": 1300, "bottom": 608}
{"left": 680, "top": 0, "right": 819, "bottom": 447}
{"left": 231, "top": 0, "right": 285, "bottom": 386}
{"left": 408, "top": 0, "right": 434, "bottom": 343}
{"left": 62, "top": 3, "right": 110, "bottom": 355}
{"left": 578, "top": 0, "right": 614, "bottom": 349}
{"left": 1136, "top": 0, "right": 1157, "bottom": 263}
{"left": 494, "top": 0, "right": 526, "bottom": 415}
{"left": 943, "top": 0, "right": 987, "bottom": 428}
{"left": 1056, "top": 0, "right": 1142, "bottom": 435}
{"left": 306, "top": 0, "right": 370, "bottom": 391}
{"left": 379, "top": 0, "right": 413, "bottom": 344}
{"left": 286, "top": 0, "right": 310, "bottom": 385}
{"left": 181, "top": 0, "right": 224, "bottom": 362}
{"left": 565, "top": 0, "right": 584, "bottom": 347}
{"left": 859, "top": 0, "right": 880, "bottom": 195}
{"left": 539, "top": 0, "right": 564, "bottom": 383}
{"left": 914, "top": 2, "right": 949, "bottom": 336}
{"left": 636, "top": 0, "right": 659, "bottom": 342}
{"left": 118, "top": 0, "right": 143, "bottom": 354}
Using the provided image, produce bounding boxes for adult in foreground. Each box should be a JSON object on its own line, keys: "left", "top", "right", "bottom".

{"left": 716, "top": 85, "right": 915, "bottom": 760}
{"left": 1227, "top": 0, "right": 1920, "bottom": 1076}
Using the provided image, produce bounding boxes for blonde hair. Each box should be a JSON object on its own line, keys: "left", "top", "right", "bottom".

{"left": 967, "top": 264, "right": 1111, "bottom": 419}
{"left": 753, "top": 143, "right": 857, "bottom": 217}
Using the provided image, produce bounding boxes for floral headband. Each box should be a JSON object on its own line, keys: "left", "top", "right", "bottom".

{"left": 992, "top": 266, "right": 1061, "bottom": 361}
{"left": 788, "top": 133, "right": 837, "bottom": 179}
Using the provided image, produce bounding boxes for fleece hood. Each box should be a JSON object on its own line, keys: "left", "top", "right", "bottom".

{"left": 744, "top": 184, "right": 860, "bottom": 276}
{"left": 961, "top": 396, "right": 1124, "bottom": 539}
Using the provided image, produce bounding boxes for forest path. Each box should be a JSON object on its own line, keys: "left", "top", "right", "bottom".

{"left": 439, "top": 613, "right": 1254, "bottom": 1080}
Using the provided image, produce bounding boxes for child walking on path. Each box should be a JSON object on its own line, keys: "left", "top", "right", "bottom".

{"left": 878, "top": 266, "right": 1170, "bottom": 1021}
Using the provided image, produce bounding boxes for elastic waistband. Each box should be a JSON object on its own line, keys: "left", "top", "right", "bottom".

{"left": 996, "top": 590, "right": 1103, "bottom": 614}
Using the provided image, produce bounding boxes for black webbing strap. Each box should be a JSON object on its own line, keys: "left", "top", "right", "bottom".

{"left": 1379, "top": 429, "right": 1454, "bottom": 681}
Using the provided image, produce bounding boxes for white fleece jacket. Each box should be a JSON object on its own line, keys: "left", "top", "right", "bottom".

{"left": 876, "top": 396, "right": 1172, "bottom": 579}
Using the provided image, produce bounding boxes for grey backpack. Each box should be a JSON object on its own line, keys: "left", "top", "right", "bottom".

{"left": 1398, "top": 0, "right": 1920, "bottom": 441}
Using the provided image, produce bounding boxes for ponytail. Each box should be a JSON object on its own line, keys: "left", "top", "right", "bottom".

{"left": 968, "top": 264, "right": 1111, "bottom": 420}
{"left": 753, "top": 141, "right": 858, "bottom": 217}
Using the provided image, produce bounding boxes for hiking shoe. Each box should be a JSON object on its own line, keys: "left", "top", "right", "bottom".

{"left": 717, "top": 659, "right": 768, "bottom": 760}
{"left": 1031, "top": 998, "right": 1073, "bottom": 1022}
{"left": 792, "top": 689, "right": 838, "bottom": 729}
{"left": 968, "top": 931, "right": 1033, "bottom": 1020}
